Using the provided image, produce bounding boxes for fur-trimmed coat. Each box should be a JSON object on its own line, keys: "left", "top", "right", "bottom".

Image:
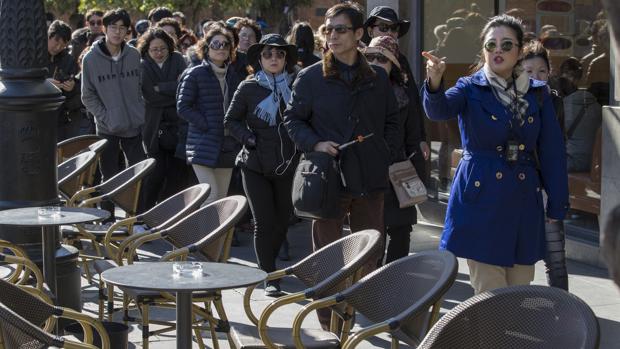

{"left": 284, "top": 51, "right": 400, "bottom": 196}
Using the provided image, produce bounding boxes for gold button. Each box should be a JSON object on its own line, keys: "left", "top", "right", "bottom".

{"left": 528, "top": 116, "right": 534, "bottom": 124}
{"left": 518, "top": 144, "right": 525, "bottom": 151}
{"left": 496, "top": 172, "right": 503, "bottom": 180}
{"left": 518, "top": 173, "right": 526, "bottom": 180}
{"left": 496, "top": 145, "right": 503, "bottom": 152}
{"left": 491, "top": 115, "right": 498, "bottom": 121}
{"left": 474, "top": 180, "right": 481, "bottom": 187}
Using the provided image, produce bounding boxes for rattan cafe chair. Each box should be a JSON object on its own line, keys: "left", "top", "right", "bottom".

{"left": 230, "top": 229, "right": 383, "bottom": 349}
{"left": 58, "top": 151, "right": 98, "bottom": 201}
{"left": 417, "top": 284, "right": 600, "bottom": 349}
{"left": 111, "top": 195, "right": 248, "bottom": 349}
{"left": 0, "top": 278, "right": 110, "bottom": 348}
{"left": 57, "top": 134, "right": 103, "bottom": 162}
{"left": 92, "top": 183, "right": 211, "bottom": 319}
{"left": 294, "top": 250, "right": 458, "bottom": 349}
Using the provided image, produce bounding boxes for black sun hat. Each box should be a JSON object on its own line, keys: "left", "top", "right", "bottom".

{"left": 364, "top": 6, "right": 411, "bottom": 38}
{"left": 247, "top": 33, "right": 298, "bottom": 69}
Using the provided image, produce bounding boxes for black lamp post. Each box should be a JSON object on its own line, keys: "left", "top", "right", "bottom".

{"left": 0, "top": 0, "right": 64, "bottom": 255}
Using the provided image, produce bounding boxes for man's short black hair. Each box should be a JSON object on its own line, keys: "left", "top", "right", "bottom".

{"left": 148, "top": 7, "right": 173, "bottom": 23}
{"left": 102, "top": 8, "right": 131, "bottom": 28}
{"left": 325, "top": 1, "right": 365, "bottom": 29}
{"left": 48, "top": 20, "right": 72, "bottom": 42}
{"left": 85, "top": 9, "right": 104, "bottom": 22}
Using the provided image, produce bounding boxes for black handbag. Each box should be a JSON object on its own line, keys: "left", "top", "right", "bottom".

{"left": 157, "top": 122, "right": 178, "bottom": 151}
{"left": 217, "top": 136, "right": 242, "bottom": 168}
{"left": 291, "top": 151, "right": 342, "bottom": 220}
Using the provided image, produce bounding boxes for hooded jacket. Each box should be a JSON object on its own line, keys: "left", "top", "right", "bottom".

{"left": 81, "top": 39, "right": 145, "bottom": 137}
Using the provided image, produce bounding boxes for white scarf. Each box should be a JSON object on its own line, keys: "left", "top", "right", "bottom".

{"left": 483, "top": 64, "right": 530, "bottom": 125}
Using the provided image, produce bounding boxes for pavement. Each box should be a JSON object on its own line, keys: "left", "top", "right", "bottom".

{"left": 70, "top": 213, "right": 620, "bottom": 348}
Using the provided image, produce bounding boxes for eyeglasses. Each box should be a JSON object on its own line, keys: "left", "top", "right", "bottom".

{"left": 208, "top": 40, "right": 230, "bottom": 50}
{"left": 373, "top": 23, "right": 399, "bottom": 33}
{"left": 484, "top": 40, "right": 516, "bottom": 52}
{"left": 324, "top": 25, "right": 355, "bottom": 35}
{"left": 149, "top": 47, "right": 169, "bottom": 54}
{"left": 261, "top": 49, "right": 286, "bottom": 60}
{"left": 107, "top": 25, "right": 128, "bottom": 33}
{"left": 89, "top": 20, "right": 103, "bottom": 26}
{"left": 364, "top": 53, "right": 389, "bottom": 64}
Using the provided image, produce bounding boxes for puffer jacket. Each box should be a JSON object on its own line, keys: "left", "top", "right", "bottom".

{"left": 224, "top": 76, "right": 299, "bottom": 177}
{"left": 176, "top": 60, "right": 241, "bottom": 167}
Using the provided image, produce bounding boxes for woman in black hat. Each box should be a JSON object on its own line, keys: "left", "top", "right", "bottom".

{"left": 224, "top": 34, "right": 299, "bottom": 297}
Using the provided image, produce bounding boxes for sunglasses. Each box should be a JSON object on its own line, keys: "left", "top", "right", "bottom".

{"left": 364, "top": 53, "right": 389, "bottom": 64}
{"left": 261, "top": 49, "right": 286, "bottom": 60}
{"left": 208, "top": 40, "right": 230, "bottom": 50}
{"left": 373, "top": 23, "right": 399, "bottom": 33}
{"left": 89, "top": 20, "right": 103, "bottom": 26}
{"left": 324, "top": 25, "right": 354, "bottom": 35}
{"left": 484, "top": 40, "right": 516, "bottom": 52}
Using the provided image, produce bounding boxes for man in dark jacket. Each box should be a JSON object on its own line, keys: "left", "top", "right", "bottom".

{"left": 284, "top": 2, "right": 399, "bottom": 259}
{"left": 47, "top": 20, "right": 82, "bottom": 141}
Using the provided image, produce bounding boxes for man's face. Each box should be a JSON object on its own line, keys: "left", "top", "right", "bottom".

{"left": 325, "top": 14, "right": 363, "bottom": 57}
{"left": 48, "top": 35, "right": 67, "bottom": 56}
{"left": 368, "top": 19, "right": 399, "bottom": 40}
{"left": 104, "top": 20, "right": 128, "bottom": 47}
{"left": 87, "top": 15, "right": 103, "bottom": 34}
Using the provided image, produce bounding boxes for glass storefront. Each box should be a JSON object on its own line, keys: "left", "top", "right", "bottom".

{"left": 420, "top": 0, "right": 609, "bottom": 239}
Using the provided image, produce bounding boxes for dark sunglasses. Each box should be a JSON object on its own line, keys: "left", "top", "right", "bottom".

{"left": 324, "top": 25, "right": 354, "bottom": 35}
{"left": 484, "top": 40, "right": 516, "bottom": 52}
{"left": 373, "top": 23, "right": 399, "bottom": 33}
{"left": 208, "top": 40, "right": 230, "bottom": 50}
{"left": 364, "top": 53, "right": 389, "bottom": 64}
{"left": 261, "top": 49, "right": 286, "bottom": 60}
{"left": 89, "top": 20, "right": 103, "bottom": 26}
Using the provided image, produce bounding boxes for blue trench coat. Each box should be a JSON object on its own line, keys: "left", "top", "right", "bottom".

{"left": 422, "top": 70, "right": 569, "bottom": 267}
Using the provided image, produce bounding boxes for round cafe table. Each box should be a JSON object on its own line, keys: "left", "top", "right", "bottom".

{"left": 101, "top": 262, "right": 267, "bottom": 349}
{"left": 0, "top": 206, "right": 109, "bottom": 295}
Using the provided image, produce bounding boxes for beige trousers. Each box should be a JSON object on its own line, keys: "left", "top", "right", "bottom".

{"left": 467, "top": 259, "right": 535, "bottom": 295}
{"left": 192, "top": 165, "right": 232, "bottom": 205}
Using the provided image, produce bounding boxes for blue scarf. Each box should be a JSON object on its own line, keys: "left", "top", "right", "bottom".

{"left": 254, "top": 70, "right": 292, "bottom": 126}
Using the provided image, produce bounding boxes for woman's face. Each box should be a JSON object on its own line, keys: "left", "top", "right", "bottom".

{"left": 161, "top": 25, "right": 178, "bottom": 41}
{"left": 260, "top": 46, "right": 286, "bottom": 75}
{"left": 522, "top": 56, "right": 549, "bottom": 82}
{"left": 207, "top": 34, "right": 231, "bottom": 66}
{"left": 238, "top": 26, "right": 257, "bottom": 52}
{"left": 364, "top": 52, "right": 392, "bottom": 74}
{"left": 483, "top": 25, "right": 521, "bottom": 79}
{"left": 148, "top": 38, "right": 169, "bottom": 64}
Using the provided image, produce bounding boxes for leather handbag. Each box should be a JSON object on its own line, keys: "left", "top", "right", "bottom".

{"left": 388, "top": 159, "right": 427, "bottom": 208}
{"left": 291, "top": 151, "right": 342, "bottom": 219}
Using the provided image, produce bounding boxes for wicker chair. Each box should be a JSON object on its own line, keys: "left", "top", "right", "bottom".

{"left": 0, "top": 278, "right": 110, "bottom": 348}
{"left": 230, "top": 229, "right": 383, "bottom": 349}
{"left": 108, "top": 195, "right": 248, "bottom": 349}
{"left": 57, "top": 134, "right": 103, "bottom": 162}
{"left": 417, "top": 285, "right": 600, "bottom": 349}
{"left": 92, "top": 183, "right": 211, "bottom": 319}
{"left": 292, "top": 250, "right": 458, "bottom": 349}
{"left": 58, "top": 151, "right": 98, "bottom": 201}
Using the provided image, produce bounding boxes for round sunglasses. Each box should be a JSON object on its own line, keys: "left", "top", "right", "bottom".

{"left": 261, "top": 50, "right": 286, "bottom": 60}
{"left": 208, "top": 40, "right": 230, "bottom": 50}
{"left": 373, "top": 23, "right": 399, "bottom": 33}
{"left": 484, "top": 40, "right": 517, "bottom": 52}
{"left": 364, "top": 53, "right": 389, "bottom": 64}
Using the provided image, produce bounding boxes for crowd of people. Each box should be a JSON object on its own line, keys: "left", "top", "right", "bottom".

{"left": 45, "top": 1, "right": 603, "bottom": 299}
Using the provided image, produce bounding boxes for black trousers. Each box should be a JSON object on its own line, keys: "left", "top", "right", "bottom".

{"left": 385, "top": 224, "right": 412, "bottom": 264}
{"left": 241, "top": 167, "right": 293, "bottom": 273}
{"left": 142, "top": 149, "right": 193, "bottom": 211}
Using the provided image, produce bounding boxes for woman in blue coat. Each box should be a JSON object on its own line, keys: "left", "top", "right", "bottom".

{"left": 421, "top": 15, "right": 569, "bottom": 294}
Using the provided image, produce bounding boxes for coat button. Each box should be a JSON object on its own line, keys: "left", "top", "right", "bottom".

{"left": 528, "top": 116, "right": 534, "bottom": 124}
{"left": 496, "top": 171, "right": 503, "bottom": 180}
{"left": 496, "top": 145, "right": 503, "bottom": 152}
{"left": 518, "top": 173, "right": 526, "bottom": 180}
{"left": 491, "top": 115, "right": 498, "bottom": 121}
{"left": 474, "top": 180, "right": 481, "bottom": 187}
{"left": 519, "top": 144, "right": 525, "bottom": 151}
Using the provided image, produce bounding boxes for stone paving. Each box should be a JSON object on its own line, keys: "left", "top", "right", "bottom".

{"left": 75, "top": 219, "right": 620, "bottom": 348}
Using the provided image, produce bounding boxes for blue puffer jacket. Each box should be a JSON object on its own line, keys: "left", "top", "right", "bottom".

{"left": 177, "top": 60, "right": 241, "bottom": 167}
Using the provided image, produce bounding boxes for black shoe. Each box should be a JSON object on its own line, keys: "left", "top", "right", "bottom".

{"left": 264, "top": 281, "right": 283, "bottom": 297}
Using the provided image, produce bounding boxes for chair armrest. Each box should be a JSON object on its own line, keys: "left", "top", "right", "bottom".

{"left": 60, "top": 307, "right": 111, "bottom": 349}
{"left": 161, "top": 247, "right": 191, "bottom": 261}
{"left": 0, "top": 253, "right": 44, "bottom": 290}
{"left": 258, "top": 292, "right": 307, "bottom": 348}
{"left": 79, "top": 195, "right": 105, "bottom": 208}
{"left": 68, "top": 187, "right": 97, "bottom": 207}
{"left": 242, "top": 269, "right": 288, "bottom": 325}
{"left": 126, "top": 232, "right": 164, "bottom": 263}
{"left": 292, "top": 295, "right": 340, "bottom": 349}
{"left": 103, "top": 216, "right": 138, "bottom": 260}
{"left": 18, "top": 286, "right": 57, "bottom": 332}
{"left": 114, "top": 229, "right": 152, "bottom": 265}
{"left": 341, "top": 322, "right": 392, "bottom": 349}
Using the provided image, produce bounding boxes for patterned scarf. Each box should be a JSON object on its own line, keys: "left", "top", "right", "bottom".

{"left": 484, "top": 64, "right": 530, "bottom": 125}
{"left": 254, "top": 70, "right": 292, "bottom": 126}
